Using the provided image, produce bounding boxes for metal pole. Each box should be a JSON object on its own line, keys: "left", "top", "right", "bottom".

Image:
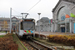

{"left": 65, "top": 18, "right": 66, "bottom": 33}
{"left": 4, "top": 17, "right": 5, "bottom": 30}
{"left": 67, "top": 6, "right": 71, "bottom": 33}
{"left": 63, "top": 13, "right": 66, "bottom": 33}
{"left": 39, "top": 15, "right": 40, "bottom": 38}
{"left": 66, "top": 5, "right": 72, "bottom": 33}
{"left": 38, "top": 13, "right": 41, "bottom": 38}
{"left": 10, "top": 8, "right": 12, "bottom": 33}
{"left": 69, "top": 11, "right": 71, "bottom": 33}
{"left": 21, "top": 13, "right": 23, "bottom": 19}
{"left": 64, "top": 6, "right": 71, "bottom": 33}
{"left": 22, "top": 14, "right": 23, "bottom": 19}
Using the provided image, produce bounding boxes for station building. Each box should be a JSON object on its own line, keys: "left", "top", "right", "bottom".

{"left": 52, "top": 0, "right": 75, "bottom": 33}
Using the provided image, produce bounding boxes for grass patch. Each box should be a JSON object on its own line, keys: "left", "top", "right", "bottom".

{"left": 18, "top": 48, "right": 21, "bottom": 50}
{"left": 34, "top": 37, "right": 39, "bottom": 39}
{"left": 0, "top": 31, "right": 6, "bottom": 33}
{"left": 13, "top": 34, "right": 28, "bottom": 50}
{"left": 12, "top": 34, "right": 21, "bottom": 50}
{"left": 0, "top": 35, "right": 4, "bottom": 38}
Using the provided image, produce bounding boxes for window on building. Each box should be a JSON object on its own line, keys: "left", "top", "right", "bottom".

{"left": 57, "top": 6, "right": 70, "bottom": 21}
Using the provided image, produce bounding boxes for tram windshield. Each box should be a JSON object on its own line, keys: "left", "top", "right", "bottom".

{"left": 23, "top": 22, "right": 35, "bottom": 30}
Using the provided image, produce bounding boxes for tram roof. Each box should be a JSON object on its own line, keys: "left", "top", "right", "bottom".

{"left": 19, "top": 18, "right": 35, "bottom": 23}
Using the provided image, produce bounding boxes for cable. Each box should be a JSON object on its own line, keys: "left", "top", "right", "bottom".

{"left": 12, "top": 9, "right": 21, "bottom": 15}
{"left": 12, "top": 8, "right": 22, "bottom": 18}
{"left": 12, "top": 0, "right": 41, "bottom": 14}
{"left": 11, "top": 0, "right": 41, "bottom": 18}
{"left": 26, "top": 0, "right": 41, "bottom": 12}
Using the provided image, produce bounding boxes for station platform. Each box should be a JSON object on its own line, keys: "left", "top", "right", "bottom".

{"left": 35, "top": 31, "right": 75, "bottom": 36}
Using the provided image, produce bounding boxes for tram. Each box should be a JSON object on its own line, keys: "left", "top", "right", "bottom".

{"left": 16, "top": 18, "right": 35, "bottom": 39}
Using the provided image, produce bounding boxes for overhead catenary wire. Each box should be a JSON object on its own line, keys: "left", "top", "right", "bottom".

{"left": 11, "top": 9, "right": 23, "bottom": 18}
{"left": 11, "top": 0, "right": 41, "bottom": 18}
{"left": 12, "top": 9, "right": 21, "bottom": 16}
{"left": 12, "top": 0, "right": 41, "bottom": 14}
{"left": 26, "top": 0, "right": 41, "bottom": 12}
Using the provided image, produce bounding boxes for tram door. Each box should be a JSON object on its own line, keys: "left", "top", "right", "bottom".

{"left": 61, "top": 27, "right": 65, "bottom": 32}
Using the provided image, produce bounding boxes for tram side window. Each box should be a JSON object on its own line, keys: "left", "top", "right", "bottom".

{"left": 21, "top": 22, "right": 23, "bottom": 30}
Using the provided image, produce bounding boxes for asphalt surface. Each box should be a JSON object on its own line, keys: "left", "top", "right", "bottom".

{"left": 0, "top": 33, "right": 6, "bottom": 35}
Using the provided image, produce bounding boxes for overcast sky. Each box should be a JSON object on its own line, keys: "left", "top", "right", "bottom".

{"left": 0, "top": 0, "right": 59, "bottom": 21}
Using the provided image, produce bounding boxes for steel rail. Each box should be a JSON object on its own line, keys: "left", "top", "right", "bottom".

{"left": 25, "top": 39, "right": 53, "bottom": 50}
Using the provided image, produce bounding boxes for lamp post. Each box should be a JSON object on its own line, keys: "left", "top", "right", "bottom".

{"left": 37, "top": 13, "right": 41, "bottom": 38}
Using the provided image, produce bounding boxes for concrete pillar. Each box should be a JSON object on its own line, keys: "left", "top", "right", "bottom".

{"left": 70, "top": 18, "right": 72, "bottom": 33}
{"left": 54, "top": 23, "right": 57, "bottom": 32}
{"left": 54, "top": 20, "right": 58, "bottom": 32}
{"left": 51, "top": 23, "right": 53, "bottom": 32}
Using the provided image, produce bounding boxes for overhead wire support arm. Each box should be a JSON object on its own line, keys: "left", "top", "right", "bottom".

{"left": 25, "top": 13, "right": 29, "bottom": 18}
{"left": 21, "top": 13, "right": 29, "bottom": 19}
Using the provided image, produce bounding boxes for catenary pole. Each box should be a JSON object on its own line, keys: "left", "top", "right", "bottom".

{"left": 10, "top": 8, "right": 12, "bottom": 33}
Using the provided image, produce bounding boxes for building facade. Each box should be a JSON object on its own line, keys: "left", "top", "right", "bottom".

{"left": 0, "top": 18, "right": 10, "bottom": 31}
{"left": 0, "top": 17, "right": 19, "bottom": 31}
{"left": 12, "top": 17, "right": 20, "bottom": 31}
{"left": 52, "top": 0, "right": 75, "bottom": 33}
{"left": 35, "top": 17, "right": 52, "bottom": 32}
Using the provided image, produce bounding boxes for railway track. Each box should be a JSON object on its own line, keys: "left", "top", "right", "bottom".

{"left": 32, "top": 38, "right": 66, "bottom": 50}
{"left": 27, "top": 40, "right": 53, "bottom": 50}
{"left": 21, "top": 38, "right": 53, "bottom": 50}
{"left": 17, "top": 34, "right": 73, "bottom": 50}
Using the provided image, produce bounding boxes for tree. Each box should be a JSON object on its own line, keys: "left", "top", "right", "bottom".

{"left": 2, "top": 21, "right": 8, "bottom": 29}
